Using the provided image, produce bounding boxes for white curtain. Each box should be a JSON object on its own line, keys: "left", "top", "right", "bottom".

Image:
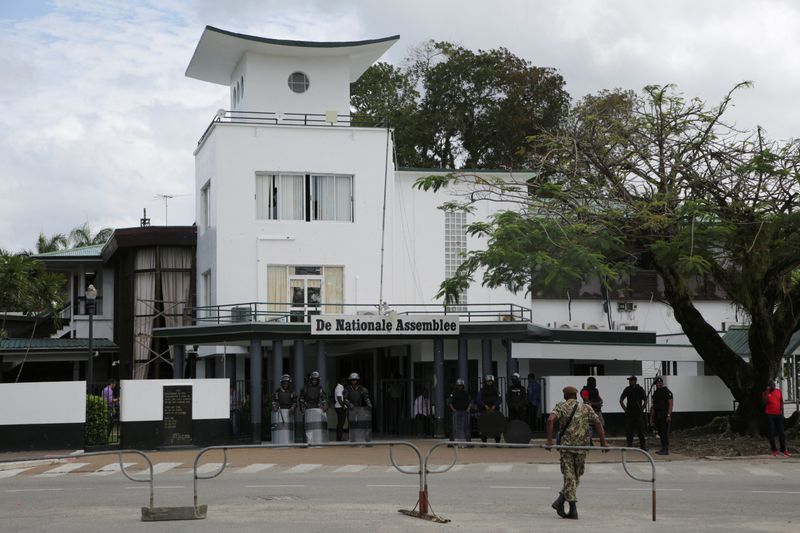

{"left": 267, "top": 266, "right": 288, "bottom": 313}
{"left": 314, "top": 175, "right": 336, "bottom": 221}
{"left": 133, "top": 248, "right": 156, "bottom": 379}
{"left": 255, "top": 174, "right": 271, "bottom": 219}
{"left": 278, "top": 174, "right": 304, "bottom": 220}
{"left": 324, "top": 266, "right": 343, "bottom": 313}
{"left": 335, "top": 176, "right": 352, "bottom": 222}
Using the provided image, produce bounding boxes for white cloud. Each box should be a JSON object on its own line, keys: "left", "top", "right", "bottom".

{"left": 1, "top": 0, "right": 798, "bottom": 252}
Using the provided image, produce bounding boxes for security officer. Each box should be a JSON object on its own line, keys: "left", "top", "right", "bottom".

{"left": 650, "top": 377, "right": 673, "bottom": 455}
{"left": 506, "top": 372, "right": 528, "bottom": 422}
{"left": 271, "top": 374, "right": 296, "bottom": 444}
{"left": 546, "top": 385, "right": 608, "bottom": 520}
{"left": 619, "top": 375, "right": 647, "bottom": 450}
{"left": 300, "top": 371, "right": 328, "bottom": 443}
{"left": 447, "top": 379, "right": 471, "bottom": 442}
{"left": 342, "top": 372, "right": 373, "bottom": 442}
{"left": 477, "top": 375, "right": 502, "bottom": 443}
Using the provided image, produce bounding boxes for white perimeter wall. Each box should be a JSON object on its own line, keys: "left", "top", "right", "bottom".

{"left": 543, "top": 375, "right": 734, "bottom": 415}
{"left": 120, "top": 379, "right": 228, "bottom": 422}
{"left": 0, "top": 381, "right": 85, "bottom": 425}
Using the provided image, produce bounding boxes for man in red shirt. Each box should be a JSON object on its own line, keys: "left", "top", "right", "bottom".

{"left": 762, "top": 381, "right": 790, "bottom": 457}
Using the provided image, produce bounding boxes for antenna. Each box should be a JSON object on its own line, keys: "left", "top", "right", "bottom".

{"left": 154, "top": 194, "right": 189, "bottom": 226}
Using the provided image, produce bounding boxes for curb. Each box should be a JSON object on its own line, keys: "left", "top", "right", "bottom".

{"left": 0, "top": 458, "right": 66, "bottom": 471}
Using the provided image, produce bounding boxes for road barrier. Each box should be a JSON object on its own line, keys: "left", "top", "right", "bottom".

{"left": 190, "top": 441, "right": 441, "bottom": 521}
{"left": 0, "top": 450, "right": 169, "bottom": 521}
{"left": 424, "top": 441, "right": 658, "bottom": 521}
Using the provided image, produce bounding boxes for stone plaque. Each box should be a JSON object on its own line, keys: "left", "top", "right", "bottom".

{"left": 163, "top": 385, "right": 192, "bottom": 446}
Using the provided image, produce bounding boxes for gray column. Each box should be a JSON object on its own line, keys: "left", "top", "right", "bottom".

{"left": 481, "top": 338, "right": 493, "bottom": 379}
{"left": 316, "top": 341, "right": 327, "bottom": 390}
{"left": 249, "top": 339, "right": 262, "bottom": 444}
{"left": 293, "top": 341, "right": 305, "bottom": 397}
{"left": 433, "top": 338, "right": 445, "bottom": 437}
{"left": 173, "top": 344, "right": 185, "bottom": 379}
{"left": 225, "top": 352, "right": 236, "bottom": 384}
{"left": 271, "top": 340, "right": 283, "bottom": 391}
{"left": 205, "top": 357, "right": 215, "bottom": 378}
{"left": 458, "top": 338, "right": 469, "bottom": 392}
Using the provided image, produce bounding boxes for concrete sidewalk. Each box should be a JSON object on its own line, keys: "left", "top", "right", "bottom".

{"left": 0, "top": 438, "right": 682, "bottom": 472}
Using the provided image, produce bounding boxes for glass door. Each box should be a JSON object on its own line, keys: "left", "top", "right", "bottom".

{"left": 289, "top": 276, "right": 322, "bottom": 322}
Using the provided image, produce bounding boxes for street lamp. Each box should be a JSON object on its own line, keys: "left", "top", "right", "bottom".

{"left": 86, "top": 284, "right": 97, "bottom": 394}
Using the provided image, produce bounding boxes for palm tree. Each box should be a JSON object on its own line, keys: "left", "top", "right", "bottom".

{"left": 69, "top": 223, "right": 113, "bottom": 247}
{"left": 36, "top": 232, "right": 69, "bottom": 254}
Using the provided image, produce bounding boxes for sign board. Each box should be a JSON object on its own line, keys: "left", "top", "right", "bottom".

{"left": 311, "top": 314, "right": 459, "bottom": 336}
{"left": 163, "top": 385, "right": 192, "bottom": 446}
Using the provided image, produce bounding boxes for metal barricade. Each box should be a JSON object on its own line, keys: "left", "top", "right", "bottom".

{"left": 190, "top": 440, "right": 437, "bottom": 520}
{"left": 423, "top": 441, "right": 658, "bottom": 522}
{"left": 0, "top": 450, "right": 162, "bottom": 520}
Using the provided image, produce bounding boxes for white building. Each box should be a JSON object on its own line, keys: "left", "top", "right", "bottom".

{"left": 155, "top": 26, "right": 744, "bottom": 438}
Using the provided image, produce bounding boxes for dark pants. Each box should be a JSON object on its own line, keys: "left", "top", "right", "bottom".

{"left": 335, "top": 407, "right": 346, "bottom": 441}
{"left": 653, "top": 411, "right": 669, "bottom": 450}
{"left": 625, "top": 412, "right": 647, "bottom": 449}
{"left": 508, "top": 406, "right": 527, "bottom": 422}
{"left": 230, "top": 409, "right": 241, "bottom": 437}
{"left": 528, "top": 403, "right": 540, "bottom": 429}
{"left": 766, "top": 414, "right": 786, "bottom": 452}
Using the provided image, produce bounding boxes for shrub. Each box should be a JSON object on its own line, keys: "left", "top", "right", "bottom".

{"left": 86, "top": 394, "right": 109, "bottom": 445}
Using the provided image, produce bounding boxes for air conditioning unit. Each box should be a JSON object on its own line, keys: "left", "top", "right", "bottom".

{"left": 553, "top": 321, "right": 582, "bottom": 329}
{"left": 617, "top": 301, "right": 638, "bottom": 312}
{"left": 721, "top": 322, "right": 749, "bottom": 331}
{"left": 230, "top": 306, "right": 252, "bottom": 322}
{"left": 582, "top": 322, "right": 609, "bottom": 330}
{"left": 616, "top": 322, "right": 639, "bottom": 331}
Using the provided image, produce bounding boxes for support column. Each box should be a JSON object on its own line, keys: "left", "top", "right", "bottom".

{"left": 249, "top": 339, "right": 262, "bottom": 443}
{"left": 505, "top": 339, "right": 517, "bottom": 385}
{"left": 293, "top": 341, "right": 305, "bottom": 397}
{"left": 225, "top": 352, "right": 236, "bottom": 384}
{"left": 316, "top": 341, "right": 327, "bottom": 390}
{"left": 271, "top": 340, "right": 283, "bottom": 391}
{"left": 173, "top": 344, "right": 185, "bottom": 379}
{"left": 205, "top": 357, "right": 215, "bottom": 378}
{"left": 481, "top": 338, "right": 493, "bottom": 379}
{"left": 433, "top": 338, "right": 445, "bottom": 437}
{"left": 458, "top": 338, "right": 469, "bottom": 392}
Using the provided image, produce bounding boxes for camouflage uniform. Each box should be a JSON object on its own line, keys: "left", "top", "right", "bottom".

{"left": 552, "top": 398, "right": 599, "bottom": 501}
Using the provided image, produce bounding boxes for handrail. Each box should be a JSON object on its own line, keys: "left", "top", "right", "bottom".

{"left": 0, "top": 450, "right": 155, "bottom": 509}
{"left": 424, "top": 441, "right": 658, "bottom": 521}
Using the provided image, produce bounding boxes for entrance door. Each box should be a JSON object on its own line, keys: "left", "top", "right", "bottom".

{"left": 288, "top": 271, "right": 322, "bottom": 323}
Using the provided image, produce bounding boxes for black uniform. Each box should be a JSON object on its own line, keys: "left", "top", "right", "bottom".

{"left": 448, "top": 387, "right": 472, "bottom": 442}
{"left": 506, "top": 381, "right": 528, "bottom": 422}
{"left": 477, "top": 384, "right": 502, "bottom": 443}
{"left": 619, "top": 383, "right": 647, "bottom": 449}
{"left": 342, "top": 384, "right": 372, "bottom": 409}
{"left": 272, "top": 386, "right": 297, "bottom": 410}
{"left": 651, "top": 386, "right": 673, "bottom": 452}
{"left": 300, "top": 383, "right": 327, "bottom": 411}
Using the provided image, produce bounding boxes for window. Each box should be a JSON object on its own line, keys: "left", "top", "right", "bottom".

{"left": 267, "top": 265, "right": 344, "bottom": 319}
{"left": 256, "top": 173, "right": 352, "bottom": 222}
{"left": 288, "top": 71, "right": 309, "bottom": 93}
{"left": 201, "top": 181, "right": 211, "bottom": 229}
{"left": 445, "top": 211, "right": 468, "bottom": 307}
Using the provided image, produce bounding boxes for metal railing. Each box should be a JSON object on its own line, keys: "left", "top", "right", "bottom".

{"left": 197, "top": 110, "right": 387, "bottom": 146}
{"left": 183, "top": 302, "right": 533, "bottom": 325}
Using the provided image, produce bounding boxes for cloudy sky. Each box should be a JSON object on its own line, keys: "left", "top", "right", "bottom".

{"left": 1, "top": 0, "right": 798, "bottom": 253}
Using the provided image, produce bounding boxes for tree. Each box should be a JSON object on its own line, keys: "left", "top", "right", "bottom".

{"left": 0, "top": 253, "right": 66, "bottom": 339}
{"left": 351, "top": 41, "right": 570, "bottom": 169}
{"left": 69, "top": 223, "right": 112, "bottom": 247}
{"left": 415, "top": 83, "right": 800, "bottom": 433}
{"left": 36, "top": 232, "right": 69, "bottom": 254}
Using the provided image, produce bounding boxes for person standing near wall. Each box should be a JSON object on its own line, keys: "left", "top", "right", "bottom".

{"left": 619, "top": 376, "right": 647, "bottom": 450}
{"left": 546, "top": 385, "right": 608, "bottom": 519}
{"left": 650, "top": 377, "right": 673, "bottom": 455}
{"left": 343, "top": 373, "right": 372, "bottom": 442}
{"left": 477, "top": 375, "right": 503, "bottom": 443}
{"left": 580, "top": 377, "right": 604, "bottom": 443}
{"left": 271, "top": 374, "right": 296, "bottom": 444}
{"left": 506, "top": 373, "right": 528, "bottom": 422}
{"left": 527, "top": 372, "right": 541, "bottom": 427}
{"left": 448, "top": 379, "right": 471, "bottom": 443}
{"left": 763, "top": 381, "right": 790, "bottom": 457}
{"left": 334, "top": 378, "right": 346, "bottom": 441}
{"left": 413, "top": 389, "right": 432, "bottom": 437}
{"left": 101, "top": 380, "right": 118, "bottom": 437}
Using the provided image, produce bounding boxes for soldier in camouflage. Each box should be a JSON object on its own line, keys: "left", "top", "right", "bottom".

{"left": 546, "top": 385, "right": 608, "bottom": 520}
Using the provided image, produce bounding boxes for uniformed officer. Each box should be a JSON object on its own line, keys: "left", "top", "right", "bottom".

{"left": 447, "top": 379, "right": 471, "bottom": 442}
{"left": 342, "top": 372, "right": 373, "bottom": 442}
{"left": 506, "top": 373, "right": 528, "bottom": 422}
{"left": 271, "top": 374, "right": 297, "bottom": 444}
{"left": 546, "top": 385, "right": 608, "bottom": 519}
{"left": 300, "top": 371, "right": 328, "bottom": 443}
{"left": 650, "top": 377, "right": 673, "bottom": 455}
{"left": 477, "top": 375, "right": 502, "bottom": 443}
{"left": 619, "top": 375, "right": 647, "bottom": 450}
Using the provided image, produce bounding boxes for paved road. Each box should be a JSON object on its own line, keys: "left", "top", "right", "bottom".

{"left": 1, "top": 456, "right": 798, "bottom": 532}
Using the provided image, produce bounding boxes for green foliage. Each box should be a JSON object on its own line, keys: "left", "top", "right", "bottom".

{"left": 351, "top": 41, "right": 570, "bottom": 169}
{"left": 85, "top": 394, "right": 109, "bottom": 446}
{"left": 69, "top": 223, "right": 112, "bottom": 247}
{"left": 0, "top": 254, "right": 66, "bottom": 317}
{"left": 36, "top": 232, "right": 69, "bottom": 254}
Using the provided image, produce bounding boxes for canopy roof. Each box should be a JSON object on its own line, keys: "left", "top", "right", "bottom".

{"left": 186, "top": 25, "right": 400, "bottom": 85}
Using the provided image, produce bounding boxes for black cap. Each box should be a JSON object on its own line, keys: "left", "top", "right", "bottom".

{"left": 627, "top": 375, "right": 637, "bottom": 381}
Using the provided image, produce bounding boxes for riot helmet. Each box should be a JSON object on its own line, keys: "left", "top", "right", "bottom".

{"left": 310, "top": 371, "right": 320, "bottom": 385}
{"left": 484, "top": 374, "right": 495, "bottom": 385}
{"left": 348, "top": 372, "right": 360, "bottom": 384}
{"left": 280, "top": 374, "right": 291, "bottom": 388}
{"left": 512, "top": 372, "right": 521, "bottom": 383}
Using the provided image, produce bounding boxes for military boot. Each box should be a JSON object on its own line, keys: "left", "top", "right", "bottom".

{"left": 566, "top": 501, "right": 578, "bottom": 519}
{"left": 551, "top": 492, "right": 567, "bottom": 518}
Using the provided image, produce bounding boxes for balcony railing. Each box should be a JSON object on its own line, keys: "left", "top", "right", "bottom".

{"left": 182, "top": 302, "right": 532, "bottom": 326}
{"left": 197, "top": 110, "right": 387, "bottom": 146}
